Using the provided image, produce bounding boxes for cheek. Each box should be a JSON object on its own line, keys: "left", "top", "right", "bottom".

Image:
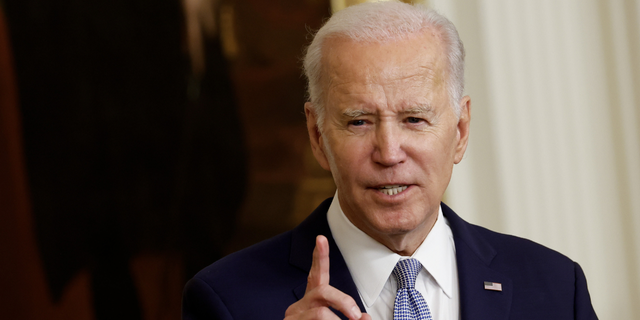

{"left": 328, "top": 137, "right": 372, "bottom": 182}
{"left": 409, "top": 137, "right": 455, "bottom": 174}
{"left": 425, "top": 127, "right": 459, "bottom": 159}
{"left": 332, "top": 146, "right": 361, "bottom": 175}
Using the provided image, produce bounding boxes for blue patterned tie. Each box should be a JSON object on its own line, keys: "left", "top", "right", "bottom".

{"left": 392, "top": 259, "right": 433, "bottom": 320}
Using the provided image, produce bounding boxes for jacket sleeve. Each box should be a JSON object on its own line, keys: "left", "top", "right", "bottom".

{"left": 183, "top": 277, "right": 233, "bottom": 320}
{"left": 573, "top": 262, "right": 598, "bottom": 320}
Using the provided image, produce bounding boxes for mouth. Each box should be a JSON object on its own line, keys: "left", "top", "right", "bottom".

{"left": 377, "top": 185, "right": 409, "bottom": 196}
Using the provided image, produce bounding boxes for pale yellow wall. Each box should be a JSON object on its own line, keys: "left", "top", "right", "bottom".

{"left": 435, "top": 0, "right": 640, "bottom": 318}
{"left": 331, "top": 0, "right": 426, "bottom": 13}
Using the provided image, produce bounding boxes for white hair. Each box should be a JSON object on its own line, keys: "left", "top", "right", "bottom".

{"left": 303, "top": 1, "right": 465, "bottom": 131}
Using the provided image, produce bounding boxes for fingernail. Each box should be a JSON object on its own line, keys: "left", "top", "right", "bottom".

{"left": 351, "top": 306, "right": 362, "bottom": 319}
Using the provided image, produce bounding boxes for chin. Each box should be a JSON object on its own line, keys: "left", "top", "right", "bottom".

{"left": 369, "top": 214, "right": 422, "bottom": 235}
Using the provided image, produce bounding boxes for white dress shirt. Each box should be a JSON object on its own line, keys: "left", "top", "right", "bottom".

{"left": 327, "top": 192, "right": 460, "bottom": 320}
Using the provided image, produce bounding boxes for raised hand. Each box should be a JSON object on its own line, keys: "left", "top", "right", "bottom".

{"left": 284, "top": 235, "right": 371, "bottom": 320}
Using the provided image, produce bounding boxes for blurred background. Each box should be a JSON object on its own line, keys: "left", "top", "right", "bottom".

{"left": 0, "top": 0, "right": 638, "bottom": 319}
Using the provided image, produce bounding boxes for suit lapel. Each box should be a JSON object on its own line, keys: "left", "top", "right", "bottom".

{"left": 289, "top": 198, "right": 367, "bottom": 319}
{"left": 442, "top": 203, "right": 513, "bottom": 320}
{"left": 287, "top": 199, "right": 513, "bottom": 319}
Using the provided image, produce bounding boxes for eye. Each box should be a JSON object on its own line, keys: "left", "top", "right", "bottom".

{"left": 406, "top": 117, "right": 423, "bottom": 124}
{"left": 349, "top": 119, "right": 367, "bottom": 126}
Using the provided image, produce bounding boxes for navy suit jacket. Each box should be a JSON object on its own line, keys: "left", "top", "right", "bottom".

{"left": 183, "top": 199, "right": 598, "bottom": 320}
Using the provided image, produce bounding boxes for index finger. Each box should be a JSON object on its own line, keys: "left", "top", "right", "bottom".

{"left": 306, "top": 235, "right": 330, "bottom": 293}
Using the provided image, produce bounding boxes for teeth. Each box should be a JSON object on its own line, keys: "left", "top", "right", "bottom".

{"left": 378, "top": 185, "right": 408, "bottom": 195}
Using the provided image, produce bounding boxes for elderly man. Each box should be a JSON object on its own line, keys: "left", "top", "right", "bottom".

{"left": 182, "top": 2, "right": 598, "bottom": 320}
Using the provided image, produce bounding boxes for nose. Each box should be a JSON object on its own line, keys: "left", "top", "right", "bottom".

{"left": 371, "top": 122, "right": 407, "bottom": 167}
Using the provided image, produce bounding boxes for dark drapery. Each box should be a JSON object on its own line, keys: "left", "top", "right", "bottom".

{"left": 3, "top": 0, "right": 246, "bottom": 318}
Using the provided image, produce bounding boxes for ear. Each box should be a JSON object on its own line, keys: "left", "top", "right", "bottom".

{"left": 454, "top": 96, "right": 471, "bottom": 164}
{"left": 305, "top": 102, "right": 331, "bottom": 171}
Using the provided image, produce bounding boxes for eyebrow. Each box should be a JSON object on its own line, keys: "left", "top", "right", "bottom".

{"left": 342, "top": 104, "right": 433, "bottom": 118}
{"left": 343, "top": 109, "right": 374, "bottom": 118}
{"left": 402, "top": 104, "right": 433, "bottom": 115}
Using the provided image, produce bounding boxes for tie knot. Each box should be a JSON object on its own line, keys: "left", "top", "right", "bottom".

{"left": 392, "top": 258, "right": 422, "bottom": 289}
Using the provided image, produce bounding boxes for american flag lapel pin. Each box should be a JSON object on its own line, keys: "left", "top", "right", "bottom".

{"left": 484, "top": 281, "right": 502, "bottom": 291}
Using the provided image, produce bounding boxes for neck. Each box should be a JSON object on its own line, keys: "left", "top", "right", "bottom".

{"left": 381, "top": 218, "right": 437, "bottom": 256}
{"left": 352, "top": 210, "right": 439, "bottom": 256}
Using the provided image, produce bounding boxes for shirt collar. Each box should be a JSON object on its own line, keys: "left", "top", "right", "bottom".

{"left": 327, "top": 191, "right": 456, "bottom": 307}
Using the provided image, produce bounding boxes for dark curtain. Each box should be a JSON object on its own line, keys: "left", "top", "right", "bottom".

{"left": 3, "top": 0, "right": 246, "bottom": 318}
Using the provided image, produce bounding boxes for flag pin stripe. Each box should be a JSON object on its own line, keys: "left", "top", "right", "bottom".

{"left": 484, "top": 281, "right": 502, "bottom": 291}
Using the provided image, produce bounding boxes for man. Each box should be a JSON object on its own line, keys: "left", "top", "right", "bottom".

{"left": 182, "top": 2, "right": 598, "bottom": 319}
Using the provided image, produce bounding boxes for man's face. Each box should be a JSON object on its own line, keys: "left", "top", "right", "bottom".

{"left": 306, "top": 30, "right": 470, "bottom": 252}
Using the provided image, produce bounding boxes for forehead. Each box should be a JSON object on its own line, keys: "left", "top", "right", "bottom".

{"left": 320, "top": 30, "right": 448, "bottom": 108}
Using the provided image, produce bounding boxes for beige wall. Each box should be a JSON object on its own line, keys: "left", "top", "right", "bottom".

{"left": 432, "top": 0, "right": 640, "bottom": 318}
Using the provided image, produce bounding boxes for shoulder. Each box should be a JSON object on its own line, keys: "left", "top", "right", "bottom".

{"left": 472, "top": 224, "right": 597, "bottom": 318}
{"left": 182, "top": 199, "right": 335, "bottom": 320}
{"left": 444, "top": 204, "right": 597, "bottom": 318}
{"left": 442, "top": 203, "right": 575, "bottom": 271}
{"left": 183, "top": 231, "right": 306, "bottom": 320}
{"left": 191, "top": 198, "right": 333, "bottom": 288}
{"left": 453, "top": 209, "right": 578, "bottom": 278}
{"left": 191, "top": 230, "right": 307, "bottom": 295}
{"left": 473, "top": 223, "right": 575, "bottom": 268}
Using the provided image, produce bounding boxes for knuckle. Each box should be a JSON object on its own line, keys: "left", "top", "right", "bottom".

{"left": 313, "top": 307, "right": 333, "bottom": 319}
{"left": 285, "top": 300, "right": 306, "bottom": 318}
{"left": 284, "top": 305, "right": 296, "bottom": 317}
{"left": 314, "top": 284, "right": 329, "bottom": 298}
